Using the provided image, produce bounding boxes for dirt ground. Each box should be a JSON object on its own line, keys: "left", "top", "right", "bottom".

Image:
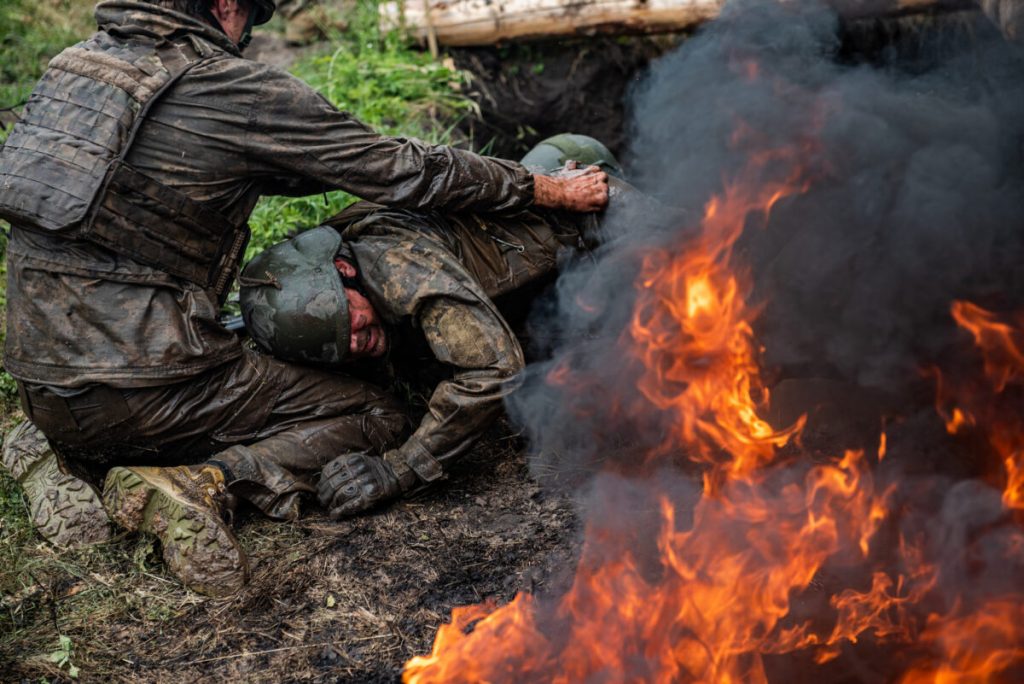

{"left": 0, "top": 418, "right": 581, "bottom": 682}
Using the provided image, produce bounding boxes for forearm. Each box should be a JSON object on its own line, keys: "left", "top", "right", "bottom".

{"left": 384, "top": 371, "right": 514, "bottom": 489}
{"left": 335, "top": 138, "right": 536, "bottom": 213}
{"left": 247, "top": 70, "right": 536, "bottom": 212}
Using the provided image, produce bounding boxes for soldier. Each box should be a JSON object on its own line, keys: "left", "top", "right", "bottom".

{"left": 239, "top": 135, "right": 644, "bottom": 518}
{"left": 0, "top": 0, "right": 607, "bottom": 596}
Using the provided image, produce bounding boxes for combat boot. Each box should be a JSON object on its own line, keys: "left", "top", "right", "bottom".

{"left": 102, "top": 464, "right": 249, "bottom": 597}
{"left": 1, "top": 421, "right": 112, "bottom": 548}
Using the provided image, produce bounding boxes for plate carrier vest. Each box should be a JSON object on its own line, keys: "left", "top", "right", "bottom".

{"left": 0, "top": 31, "right": 248, "bottom": 298}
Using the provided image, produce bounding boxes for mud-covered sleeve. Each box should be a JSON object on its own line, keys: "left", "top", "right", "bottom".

{"left": 400, "top": 298, "right": 524, "bottom": 469}
{"left": 352, "top": 236, "right": 525, "bottom": 478}
{"left": 244, "top": 66, "right": 535, "bottom": 213}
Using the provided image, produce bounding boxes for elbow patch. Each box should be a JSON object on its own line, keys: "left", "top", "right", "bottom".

{"left": 420, "top": 304, "right": 520, "bottom": 371}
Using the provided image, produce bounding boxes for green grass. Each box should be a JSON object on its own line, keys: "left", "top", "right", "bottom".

{"left": 0, "top": 0, "right": 95, "bottom": 111}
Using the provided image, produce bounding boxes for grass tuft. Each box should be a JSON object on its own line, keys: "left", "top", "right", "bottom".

{"left": 0, "top": 0, "right": 95, "bottom": 111}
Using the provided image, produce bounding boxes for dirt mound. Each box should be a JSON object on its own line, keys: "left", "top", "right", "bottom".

{"left": 453, "top": 37, "right": 679, "bottom": 160}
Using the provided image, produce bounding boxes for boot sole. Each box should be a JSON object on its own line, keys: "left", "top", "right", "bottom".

{"left": 102, "top": 467, "right": 249, "bottom": 596}
{"left": 2, "top": 423, "right": 111, "bottom": 548}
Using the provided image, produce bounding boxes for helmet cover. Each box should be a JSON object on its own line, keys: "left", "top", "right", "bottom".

{"left": 520, "top": 133, "right": 624, "bottom": 178}
{"left": 239, "top": 226, "right": 351, "bottom": 367}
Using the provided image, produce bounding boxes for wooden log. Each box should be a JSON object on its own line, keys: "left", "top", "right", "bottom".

{"left": 381, "top": 0, "right": 721, "bottom": 46}
{"left": 379, "top": 0, "right": 976, "bottom": 47}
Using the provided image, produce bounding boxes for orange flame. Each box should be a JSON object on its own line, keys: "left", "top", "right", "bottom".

{"left": 944, "top": 301, "right": 1024, "bottom": 511}
{"left": 403, "top": 141, "right": 1024, "bottom": 683}
{"left": 900, "top": 600, "right": 1024, "bottom": 683}
{"left": 629, "top": 155, "right": 807, "bottom": 481}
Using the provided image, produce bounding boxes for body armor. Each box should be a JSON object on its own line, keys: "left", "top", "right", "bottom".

{"left": 0, "top": 31, "right": 247, "bottom": 297}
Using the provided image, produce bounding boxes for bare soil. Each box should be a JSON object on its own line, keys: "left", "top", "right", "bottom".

{"left": 0, "top": 419, "right": 580, "bottom": 682}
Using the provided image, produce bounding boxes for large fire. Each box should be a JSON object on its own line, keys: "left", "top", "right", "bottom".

{"left": 402, "top": 121, "right": 1024, "bottom": 684}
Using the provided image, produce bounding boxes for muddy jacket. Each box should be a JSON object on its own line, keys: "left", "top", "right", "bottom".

{"left": 327, "top": 203, "right": 593, "bottom": 483}
{"left": 3, "top": 1, "right": 533, "bottom": 388}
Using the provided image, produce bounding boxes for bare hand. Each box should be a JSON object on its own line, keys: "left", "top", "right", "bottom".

{"left": 533, "top": 161, "right": 609, "bottom": 212}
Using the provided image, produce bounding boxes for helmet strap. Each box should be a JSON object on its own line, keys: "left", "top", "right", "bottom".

{"left": 237, "top": 4, "right": 258, "bottom": 51}
{"left": 340, "top": 274, "right": 368, "bottom": 298}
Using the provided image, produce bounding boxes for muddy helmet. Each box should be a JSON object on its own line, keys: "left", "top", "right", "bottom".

{"left": 239, "top": 226, "right": 351, "bottom": 367}
{"left": 520, "top": 133, "right": 624, "bottom": 178}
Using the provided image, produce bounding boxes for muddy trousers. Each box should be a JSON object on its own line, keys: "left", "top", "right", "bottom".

{"left": 17, "top": 349, "right": 410, "bottom": 519}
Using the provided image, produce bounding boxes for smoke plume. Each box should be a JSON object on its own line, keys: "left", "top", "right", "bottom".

{"left": 511, "top": 0, "right": 1024, "bottom": 471}
{"left": 489, "top": 2, "right": 1024, "bottom": 679}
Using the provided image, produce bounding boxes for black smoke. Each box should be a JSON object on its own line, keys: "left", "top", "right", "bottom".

{"left": 511, "top": 0, "right": 1024, "bottom": 473}
{"left": 501, "top": 1, "right": 1024, "bottom": 678}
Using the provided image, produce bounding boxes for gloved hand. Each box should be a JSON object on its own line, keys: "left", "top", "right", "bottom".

{"left": 317, "top": 452, "right": 402, "bottom": 518}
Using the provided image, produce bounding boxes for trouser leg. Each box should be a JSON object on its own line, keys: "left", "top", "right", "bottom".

{"left": 22, "top": 349, "right": 410, "bottom": 519}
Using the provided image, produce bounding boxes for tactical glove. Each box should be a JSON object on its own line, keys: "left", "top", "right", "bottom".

{"left": 317, "top": 452, "right": 402, "bottom": 518}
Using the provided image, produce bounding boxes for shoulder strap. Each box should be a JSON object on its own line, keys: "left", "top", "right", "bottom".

{"left": 85, "top": 39, "right": 250, "bottom": 297}
{"left": 121, "top": 40, "right": 206, "bottom": 161}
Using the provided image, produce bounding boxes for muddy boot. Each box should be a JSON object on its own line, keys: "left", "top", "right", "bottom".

{"left": 1, "top": 421, "right": 112, "bottom": 548}
{"left": 102, "top": 464, "right": 249, "bottom": 597}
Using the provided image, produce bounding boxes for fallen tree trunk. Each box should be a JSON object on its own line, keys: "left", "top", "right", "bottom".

{"left": 379, "top": 0, "right": 977, "bottom": 47}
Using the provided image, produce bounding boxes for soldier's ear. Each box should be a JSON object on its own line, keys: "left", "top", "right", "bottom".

{"left": 333, "top": 257, "right": 358, "bottom": 279}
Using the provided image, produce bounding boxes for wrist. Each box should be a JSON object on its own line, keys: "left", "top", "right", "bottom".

{"left": 532, "top": 174, "right": 562, "bottom": 209}
{"left": 382, "top": 450, "right": 419, "bottom": 492}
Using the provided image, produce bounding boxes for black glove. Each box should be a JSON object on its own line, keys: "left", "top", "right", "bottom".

{"left": 317, "top": 452, "right": 402, "bottom": 518}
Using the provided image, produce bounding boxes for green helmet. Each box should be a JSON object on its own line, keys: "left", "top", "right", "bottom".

{"left": 520, "top": 133, "right": 624, "bottom": 177}
{"left": 239, "top": 226, "right": 351, "bottom": 367}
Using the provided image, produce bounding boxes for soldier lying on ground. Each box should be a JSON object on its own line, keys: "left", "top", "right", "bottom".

{"left": 0, "top": 0, "right": 606, "bottom": 597}
{"left": 239, "top": 135, "right": 632, "bottom": 520}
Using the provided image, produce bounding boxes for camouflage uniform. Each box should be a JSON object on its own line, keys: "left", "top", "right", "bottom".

{"left": 317, "top": 202, "right": 600, "bottom": 488}
{"left": 2, "top": 1, "right": 535, "bottom": 520}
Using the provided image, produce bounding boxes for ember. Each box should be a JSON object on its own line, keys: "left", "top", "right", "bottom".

{"left": 405, "top": 3, "right": 1024, "bottom": 682}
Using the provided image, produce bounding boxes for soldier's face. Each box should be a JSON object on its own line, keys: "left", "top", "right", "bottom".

{"left": 335, "top": 259, "right": 388, "bottom": 359}
{"left": 210, "top": 0, "right": 252, "bottom": 46}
